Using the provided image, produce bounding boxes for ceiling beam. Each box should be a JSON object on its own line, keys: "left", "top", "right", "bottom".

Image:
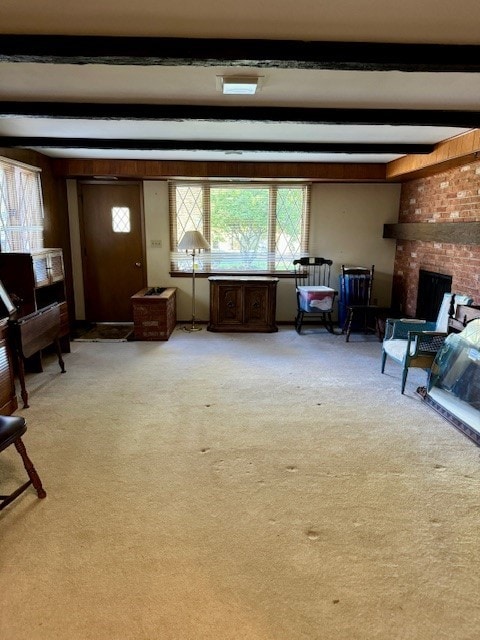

{"left": 0, "top": 102, "right": 478, "bottom": 128}
{"left": 0, "top": 35, "right": 479, "bottom": 72}
{"left": 0, "top": 137, "right": 435, "bottom": 155}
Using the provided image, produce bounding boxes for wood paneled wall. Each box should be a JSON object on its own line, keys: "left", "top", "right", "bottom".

{"left": 52, "top": 158, "right": 387, "bottom": 182}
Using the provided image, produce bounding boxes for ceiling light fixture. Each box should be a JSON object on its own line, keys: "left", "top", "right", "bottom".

{"left": 216, "top": 76, "right": 263, "bottom": 95}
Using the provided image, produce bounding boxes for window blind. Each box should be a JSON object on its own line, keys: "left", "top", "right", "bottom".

{"left": 0, "top": 156, "right": 44, "bottom": 252}
{"left": 169, "top": 180, "right": 310, "bottom": 274}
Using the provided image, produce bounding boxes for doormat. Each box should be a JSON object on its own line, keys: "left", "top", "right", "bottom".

{"left": 74, "top": 324, "right": 134, "bottom": 343}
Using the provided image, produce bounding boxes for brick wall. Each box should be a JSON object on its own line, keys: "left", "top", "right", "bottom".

{"left": 393, "top": 159, "right": 480, "bottom": 316}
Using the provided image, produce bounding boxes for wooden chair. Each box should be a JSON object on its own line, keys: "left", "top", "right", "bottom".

{"left": 293, "top": 257, "right": 337, "bottom": 334}
{"left": 339, "top": 265, "right": 376, "bottom": 339}
{"left": 0, "top": 415, "right": 46, "bottom": 511}
{"left": 341, "top": 265, "right": 374, "bottom": 305}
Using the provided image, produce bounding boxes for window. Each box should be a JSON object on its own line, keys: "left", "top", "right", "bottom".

{"left": 169, "top": 181, "right": 310, "bottom": 274}
{"left": 112, "top": 207, "right": 131, "bottom": 233}
{"left": 0, "top": 157, "right": 44, "bottom": 252}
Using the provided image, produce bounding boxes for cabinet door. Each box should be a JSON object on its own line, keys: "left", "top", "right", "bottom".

{"left": 244, "top": 285, "right": 268, "bottom": 326}
{"left": 32, "top": 254, "right": 50, "bottom": 288}
{"left": 48, "top": 251, "right": 65, "bottom": 282}
{"left": 217, "top": 285, "right": 243, "bottom": 326}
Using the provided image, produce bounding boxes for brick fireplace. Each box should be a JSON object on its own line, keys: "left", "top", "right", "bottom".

{"left": 393, "top": 159, "right": 480, "bottom": 316}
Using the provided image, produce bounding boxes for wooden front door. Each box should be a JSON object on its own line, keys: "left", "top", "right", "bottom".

{"left": 79, "top": 182, "right": 146, "bottom": 322}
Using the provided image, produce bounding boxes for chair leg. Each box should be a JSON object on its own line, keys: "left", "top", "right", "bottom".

{"left": 381, "top": 350, "right": 387, "bottom": 373}
{"left": 401, "top": 367, "right": 409, "bottom": 394}
{"left": 54, "top": 337, "right": 66, "bottom": 374}
{"left": 295, "top": 310, "right": 303, "bottom": 334}
{"left": 343, "top": 307, "right": 354, "bottom": 342}
{"left": 324, "top": 312, "right": 335, "bottom": 334}
{"left": 14, "top": 437, "right": 46, "bottom": 499}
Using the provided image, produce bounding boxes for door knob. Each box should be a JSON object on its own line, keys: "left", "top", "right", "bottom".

{"left": 135, "top": 262, "right": 142, "bottom": 267}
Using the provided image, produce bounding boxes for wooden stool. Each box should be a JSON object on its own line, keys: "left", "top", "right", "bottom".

{"left": 0, "top": 415, "right": 46, "bottom": 511}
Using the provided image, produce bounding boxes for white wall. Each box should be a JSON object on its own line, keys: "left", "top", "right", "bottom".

{"left": 69, "top": 179, "right": 401, "bottom": 322}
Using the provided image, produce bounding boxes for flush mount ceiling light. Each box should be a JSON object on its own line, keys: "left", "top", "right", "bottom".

{"left": 216, "top": 76, "right": 264, "bottom": 95}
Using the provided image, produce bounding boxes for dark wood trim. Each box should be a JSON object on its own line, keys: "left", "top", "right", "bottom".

{"left": 0, "top": 137, "right": 435, "bottom": 155}
{"left": 0, "top": 102, "right": 478, "bottom": 128}
{"left": 53, "top": 158, "right": 387, "bottom": 181}
{"left": 383, "top": 222, "right": 480, "bottom": 244}
{"left": 0, "top": 35, "right": 479, "bottom": 72}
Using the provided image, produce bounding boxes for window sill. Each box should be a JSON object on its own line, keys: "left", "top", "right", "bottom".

{"left": 169, "top": 270, "right": 295, "bottom": 278}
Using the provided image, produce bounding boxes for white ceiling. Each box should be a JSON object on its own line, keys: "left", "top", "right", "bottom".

{"left": 0, "top": 1, "right": 479, "bottom": 165}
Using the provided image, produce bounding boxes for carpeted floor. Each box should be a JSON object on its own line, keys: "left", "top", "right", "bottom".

{"left": 1, "top": 326, "right": 479, "bottom": 640}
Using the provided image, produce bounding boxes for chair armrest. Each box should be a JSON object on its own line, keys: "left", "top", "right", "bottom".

{"left": 406, "top": 330, "right": 447, "bottom": 356}
{"left": 386, "top": 319, "right": 435, "bottom": 340}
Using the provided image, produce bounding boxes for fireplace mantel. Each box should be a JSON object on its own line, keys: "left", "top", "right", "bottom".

{"left": 383, "top": 222, "right": 480, "bottom": 244}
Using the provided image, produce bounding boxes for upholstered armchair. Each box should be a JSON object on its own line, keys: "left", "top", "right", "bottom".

{"left": 381, "top": 293, "right": 473, "bottom": 393}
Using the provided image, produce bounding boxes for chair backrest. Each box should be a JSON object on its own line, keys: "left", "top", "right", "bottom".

{"left": 340, "top": 265, "right": 374, "bottom": 305}
{"left": 435, "top": 292, "right": 473, "bottom": 332}
{"left": 294, "top": 257, "right": 332, "bottom": 288}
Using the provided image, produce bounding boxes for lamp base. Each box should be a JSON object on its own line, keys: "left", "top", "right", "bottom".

{"left": 183, "top": 324, "right": 203, "bottom": 332}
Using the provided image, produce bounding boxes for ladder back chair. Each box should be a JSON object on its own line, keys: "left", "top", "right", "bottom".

{"left": 293, "top": 257, "right": 337, "bottom": 334}
{"left": 339, "top": 265, "right": 376, "bottom": 340}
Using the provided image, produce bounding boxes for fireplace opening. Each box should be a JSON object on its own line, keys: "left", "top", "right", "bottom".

{"left": 416, "top": 269, "right": 452, "bottom": 321}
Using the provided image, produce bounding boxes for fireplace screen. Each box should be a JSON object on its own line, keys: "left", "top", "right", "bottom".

{"left": 422, "top": 319, "right": 480, "bottom": 445}
{"left": 416, "top": 269, "right": 452, "bottom": 321}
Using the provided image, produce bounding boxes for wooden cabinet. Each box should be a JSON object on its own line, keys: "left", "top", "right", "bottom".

{"left": 208, "top": 276, "right": 278, "bottom": 333}
{"left": 0, "top": 249, "right": 70, "bottom": 368}
{"left": 0, "top": 319, "right": 17, "bottom": 415}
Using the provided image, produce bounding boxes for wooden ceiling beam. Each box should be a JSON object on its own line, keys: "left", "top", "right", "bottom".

{"left": 0, "top": 35, "right": 479, "bottom": 72}
{"left": 0, "top": 102, "right": 478, "bottom": 129}
{"left": 0, "top": 137, "right": 435, "bottom": 155}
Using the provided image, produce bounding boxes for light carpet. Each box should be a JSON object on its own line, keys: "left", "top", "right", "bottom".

{"left": 1, "top": 327, "right": 479, "bottom": 640}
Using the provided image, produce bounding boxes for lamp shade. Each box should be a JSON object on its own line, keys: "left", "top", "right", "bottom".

{"left": 178, "top": 230, "right": 210, "bottom": 251}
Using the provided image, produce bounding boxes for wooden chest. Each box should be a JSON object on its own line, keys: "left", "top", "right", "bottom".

{"left": 131, "top": 288, "right": 176, "bottom": 340}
